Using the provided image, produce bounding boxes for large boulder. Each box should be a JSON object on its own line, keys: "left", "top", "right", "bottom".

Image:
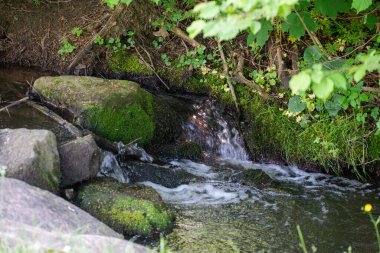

{"left": 0, "top": 128, "right": 60, "bottom": 193}
{"left": 59, "top": 135, "right": 101, "bottom": 187}
{"left": 0, "top": 178, "right": 149, "bottom": 253}
{"left": 1, "top": 220, "right": 150, "bottom": 253}
{"left": 34, "top": 76, "right": 180, "bottom": 147}
{"left": 75, "top": 177, "right": 174, "bottom": 237}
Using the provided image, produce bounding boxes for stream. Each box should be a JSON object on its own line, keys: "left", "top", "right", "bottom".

{"left": 1, "top": 67, "right": 379, "bottom": 253}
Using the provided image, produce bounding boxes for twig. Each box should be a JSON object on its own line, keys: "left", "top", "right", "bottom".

{"left": 362, "top": 86, "right": 380, "bottom": 94}
{"left": 217, "top": 41, "right": 241, "bottom": 117}
{"left": 27, "top": 101, "right": 82, "bottom": 138}
{"left": 0, "top": 97, "right": 29, "bottom": 113}
{"left": 233, "top": 56, "right": 271, "bottom": 100}
{"left": 134, "top": 46, "right": 170, "bottom": 90}
{"left": 171, "top": 27, "right": 205, "bottom": 49}
{"left": 66, "top": 4, "right": 127, "bottom": 74}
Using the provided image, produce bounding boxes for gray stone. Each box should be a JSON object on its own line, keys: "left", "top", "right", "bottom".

{"left": 0, "top": 128, "right": 60, "bottom": 192}
{"left": 59, "top": 135, "right": 101, "bottom": 187}
{"left": 0, "top": 178, "right": 120, "bottom": 237}
{"left": 0, "top": 178, "right": 150, "bottom": 253}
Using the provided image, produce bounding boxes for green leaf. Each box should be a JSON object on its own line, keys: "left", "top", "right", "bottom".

{"left": 194, "top": 1, "right": 220, "bottom": 19}
{"left": 328, "top": 72, "right": 347, "bottom": 90}
{"left": 288, "top": 96, "right": 307, "bottom": 113}
{"left": 352, "top": 0, "right": 372, "bottom": 13}
{"left": 354, "top": 68, "right": 366, "bottom": 82}
{"left": 365, "top": 15, "right": 378, "bottom": 30}
{"left": 289, "top": 71, "right": 312, "bottom": 95}
{"left": 187, "top": 20, "right": 206, "bottom": 38}
{"left": 325, "top": 100, "right": 341, "bottom": 116}
{"left": 247, "top": 19, "right": 273, "bottom": 47}
{"left": 282, "top": 12, "right": 316, "bottom": 39}
{"left": 304, "top": 45, "right": 323, "bottom": 64}
{"left": 315, "top": 0, "right": 350, "bottom": 17}
{"left": 312, "top": 77, "right": 334, "bottom": 100}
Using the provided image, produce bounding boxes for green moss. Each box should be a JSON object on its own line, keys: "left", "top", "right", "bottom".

{"left": 34, "top": 76, "right": 180, "bottom": 147}
{"left": 75, "top": 178, "right": 174, "bottom": 237}
{"left": 84, "top": 104, "right": 155, "bottom": 146}
{"left": 368, "top": 134, "right": 380, "bottom": 161}
{"left": 108, "top": 49, "right": 153, "bottom": 75}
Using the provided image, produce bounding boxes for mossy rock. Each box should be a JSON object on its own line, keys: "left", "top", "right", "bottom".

{"left": 75, "top": 177, "right": 174, "bottom": 237}
{"left": 159, "top": 141, "right": 204, "bottom": 161}
{"left": 34, "top": 76, "right": 180, "bottom": 147}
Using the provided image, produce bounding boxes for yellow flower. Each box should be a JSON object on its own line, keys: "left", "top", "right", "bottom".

{"left": 364, "top": 203, "right": 373, "bottom": 213}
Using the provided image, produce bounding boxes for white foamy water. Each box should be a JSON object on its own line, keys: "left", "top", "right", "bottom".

{"left": 182, "top": 99, "right": 249, "bottom": 161}
{"left": 141, "top": 181, "right": 251, "bottom": 205}
{"left": 169, "top": 160, "right": 218, "bottom": 179}
{"left": 224, "top": 159, "right": 373, "bottom": 194}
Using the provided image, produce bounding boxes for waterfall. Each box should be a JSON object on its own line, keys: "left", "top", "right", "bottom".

{"left": 182, "top": 99, "right": 249, "bottom": 161}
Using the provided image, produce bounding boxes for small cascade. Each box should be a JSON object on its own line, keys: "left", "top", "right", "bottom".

{"left": 182, "top": 99, "right": 249, "bottom": 160}
{"left": 99, "top": 151, "right": 129, "bottom": 183}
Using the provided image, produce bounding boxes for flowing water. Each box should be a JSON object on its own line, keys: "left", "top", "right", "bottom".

{"left": 1, "top": 68, "right": 379, "bottom": 252}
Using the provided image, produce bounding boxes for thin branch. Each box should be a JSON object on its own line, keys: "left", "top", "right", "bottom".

{"left": 234, "top": 56, "right": 271, "bottom": 100}
{"left": 0, "top": 97, "right": 29, "bottom": 113}
{"left": 171, "top": 27, "right": 205, "bottom": 49}
{"left": 134, "top": 46, "right": 170, "bottom": 90}
{"left": 217, "top": 41, "right": 241, "bottom": 117}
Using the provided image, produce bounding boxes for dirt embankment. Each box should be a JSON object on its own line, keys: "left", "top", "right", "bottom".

{"left": 0, "top": 0, "right": 162, "bottom": 74}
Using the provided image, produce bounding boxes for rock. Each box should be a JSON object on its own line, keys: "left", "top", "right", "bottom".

{"left": 0, "top": 178, "right": 120, "bottom": 237}
{"left": 34, "top": 76, "right": 181, "bottom": 147}
{"left": 0, "top": 128, "right": 60, "bottom": 193}
{"left": 0, "top": 178, "right": 149, "bottom": 253}
{"left": 240, "top": 169, "right": 277, "bottom": 189}
{"left": 127, "top": 161, "right": 201, "bottom": 188}
{"left": 159, "top": 141, "right": 204, "bottom": 161}
{"left": 59, "top": 135, "right": 102, "bottom": 187}
{"left": 75, "top": 177, "right": 174, "bottom": 237}
{"left": 1, "top": 220, "right": 149, "bottom": 253}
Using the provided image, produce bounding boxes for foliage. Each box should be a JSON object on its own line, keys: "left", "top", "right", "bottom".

{"left": 187, "top": 0, "right": 298, "bottom": 41}
{"left": 58, "top": 38, "right": 76, "bottom": 59}
{"left": 71, "top": 27, "right": 83, "bottom": 37}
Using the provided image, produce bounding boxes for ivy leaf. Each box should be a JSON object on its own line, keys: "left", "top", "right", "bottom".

{"left": 312, "top": 77, "right": 334, "bottom": 100}
{"left": 289, "top": 71, "right": 312, "bottom": 95}
{"left": 282, "top": 12, "right": 316, "bottom": 39}
{"left": 328, "top": 72, "right": 347, "bottom": 90}
{"left": 325, "top": 100, "right": 341, "bottom": 116}
{"left": 304, "top": 45, "right": 323, "bottom": 65}
{"left": 352, "top": 0, "right": 372, "bottom": 13}
{"left": 315, "top": 0, "right": 350, "bottom": 17}
{"left": 288, "top": 96, "right": 307, "bottom": 113}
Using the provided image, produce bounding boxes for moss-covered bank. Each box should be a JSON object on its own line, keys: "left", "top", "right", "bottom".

{"left": 239, "top": 90, "right": 380, "bottom": 179}
{"left": 75, "top": 177, "right": 174, "bottom": 237}
{"left": 34, "top": 76, "right": 180, "bottom": 147}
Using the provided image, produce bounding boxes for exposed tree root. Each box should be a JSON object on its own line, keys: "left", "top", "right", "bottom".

{"left": 233, "top": 56, "right": 271, "bottom": 101}
{"left": 171, "top": 27, "right": 205, "bottom": 49}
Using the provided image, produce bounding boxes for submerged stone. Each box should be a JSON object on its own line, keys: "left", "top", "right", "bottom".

{"left": 34, "top": 76, "right": 180, "bottom": 147}
{"left": 75, "top": 177, "right": 174, "bottom": 237}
